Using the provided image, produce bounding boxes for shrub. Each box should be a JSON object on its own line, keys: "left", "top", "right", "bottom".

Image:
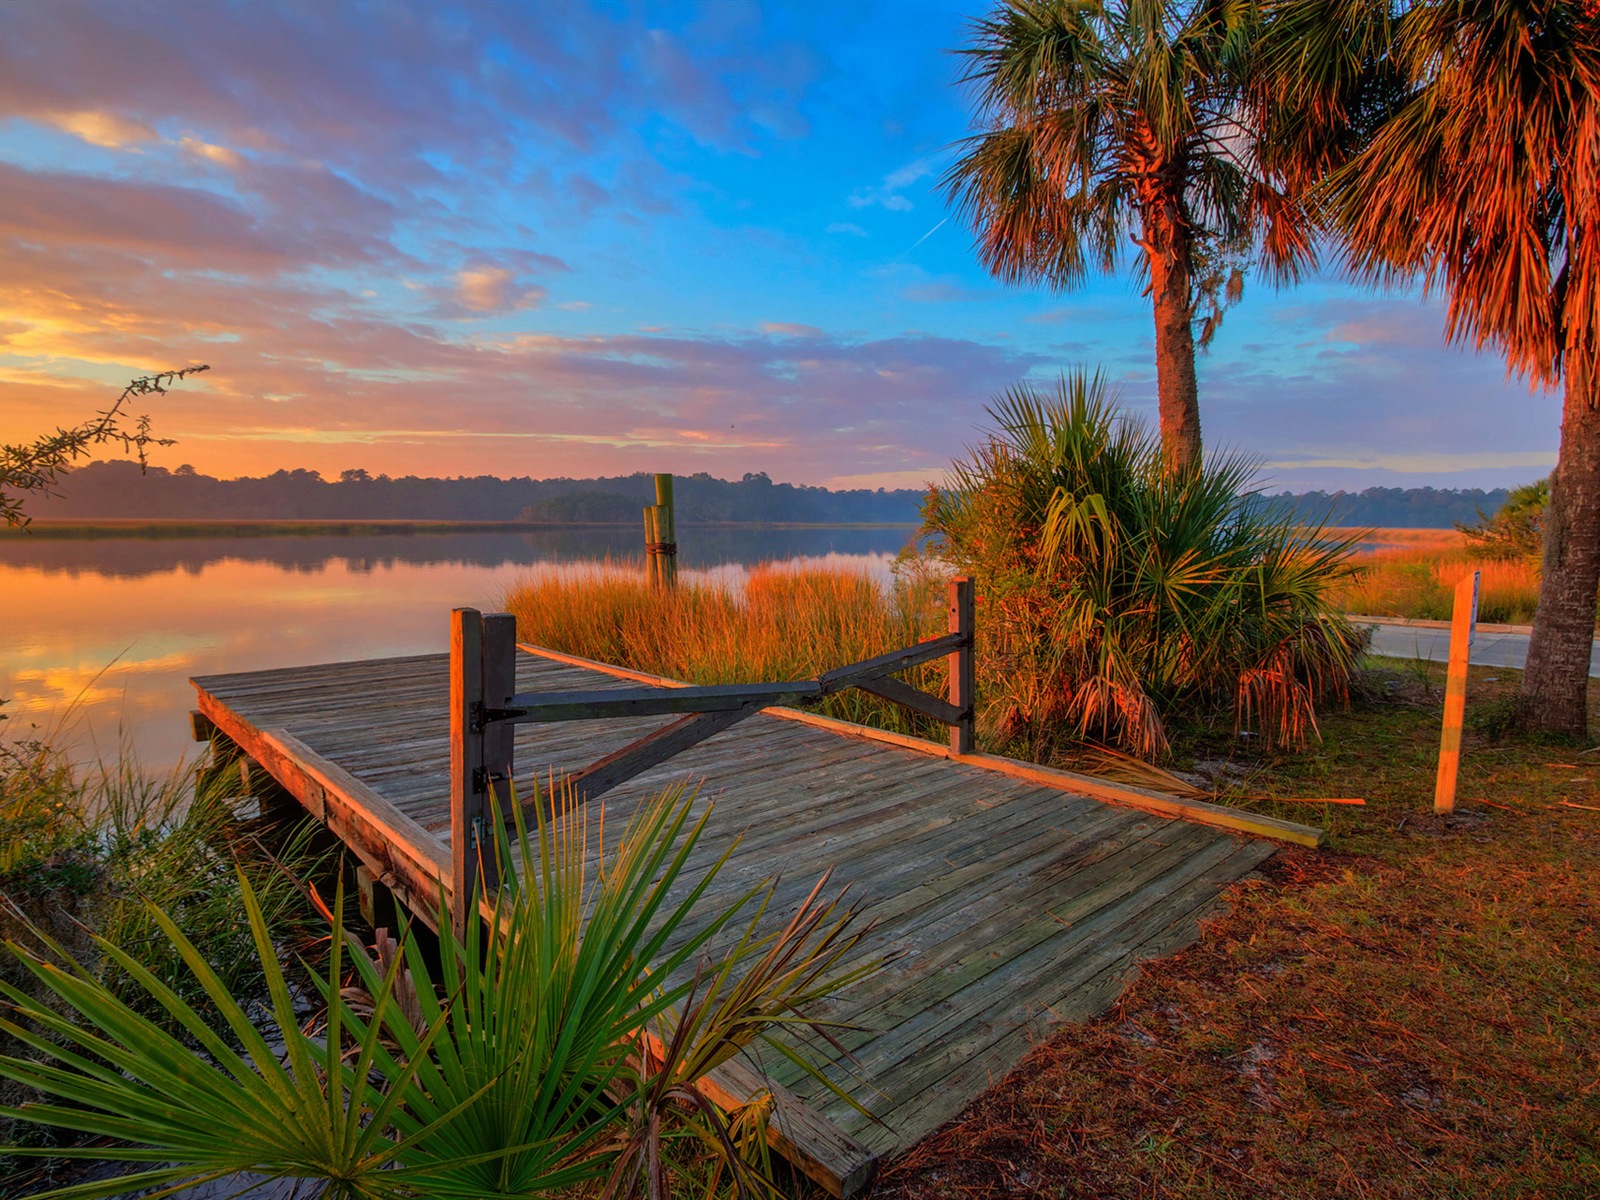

{"left": 0, "top": 731, "right": 312, "bottom": 1177}
{"left": 0, "top": 784, "right": 865, "bottom": 1200}
{"left": 1458, "top": 476, "right": 1548, "bottom": 558}
{"left": 919, "top": 371, "right": 1363, "bottom": 759}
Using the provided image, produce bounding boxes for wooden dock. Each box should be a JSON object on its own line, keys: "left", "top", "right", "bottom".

{"left": 191, "top": 613, "right": 1320, "bottom": 1197}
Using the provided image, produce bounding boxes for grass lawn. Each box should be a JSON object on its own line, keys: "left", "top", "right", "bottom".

{"left": 874, "top": 657, "right": 1599, "bottom": 1199}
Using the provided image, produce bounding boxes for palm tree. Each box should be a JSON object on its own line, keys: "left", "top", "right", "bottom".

{"left": 945, "top": 0, "right": 1318, "bottom": 475}
{"left": 1261, "top": 0, "right": 1600, "bottom": 734}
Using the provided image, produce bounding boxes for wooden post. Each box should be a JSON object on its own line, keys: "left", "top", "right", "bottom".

{"left": 480, "top": 612, "right": 516, "bottom": 896}
{"left": 643, "top": 504, "right": 661, "bottom": 588}
{"left": 450, "top": 607, "right": 486, "bottom": 940}
{"left": 654, "top": 472, "right": 678, "bottom": 588}
{"left": 355, "top": 864, "right": 397, "bottom": 932}
{"left": 948, "top": 577, "right": 975, "bottom": 755}
{"left": 1434, "top": 570, "right": 1479, "bottom": 814}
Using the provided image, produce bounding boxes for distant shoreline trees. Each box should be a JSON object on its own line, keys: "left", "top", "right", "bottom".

{"left": 0, "top": 366, "right": 208, "bottom": 528}
{"left": 18, "top": 457, "right": 1517, "bottom": 529}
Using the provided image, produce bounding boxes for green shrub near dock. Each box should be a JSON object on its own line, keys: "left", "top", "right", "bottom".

{"left": 0, "top": 729, "right": 310, "bottom": 1184}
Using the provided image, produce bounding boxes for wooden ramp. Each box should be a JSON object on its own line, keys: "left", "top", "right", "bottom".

{"left": 192, "top": 647, "right": 1313, "bottom": 1197}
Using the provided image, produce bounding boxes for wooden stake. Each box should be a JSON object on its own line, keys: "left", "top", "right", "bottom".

{"left": 643, "top": 504, "right": 660, "bottom": 588}
{"left": 1434, "top": 570, "right": 1479, "bottom": 814}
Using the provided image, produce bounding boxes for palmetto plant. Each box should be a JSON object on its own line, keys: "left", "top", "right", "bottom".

{"left": 0, "top": 783, "right": 867, "bottom": 1200}
{"left": 946, "top": 0, "right": 1317, "bottom": 475}
{"left": 922, "top": 371, "right": 1362, "bottom": 759}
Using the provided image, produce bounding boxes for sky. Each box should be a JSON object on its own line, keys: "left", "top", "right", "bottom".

{"left": 0, "top": 0, "right": 1561, "bottom": 494}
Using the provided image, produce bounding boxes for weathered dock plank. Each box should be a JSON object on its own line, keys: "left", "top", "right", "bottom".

{"left": 192, "top": 647, "right": 1310, "bottom": 1196}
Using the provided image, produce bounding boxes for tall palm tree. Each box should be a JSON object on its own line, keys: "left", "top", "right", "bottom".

{"left": 1261, "top": 0, "right": 1600, "bottom": 734}
{"left": 945, "top": 0, "right": 1318, "bottom": 475}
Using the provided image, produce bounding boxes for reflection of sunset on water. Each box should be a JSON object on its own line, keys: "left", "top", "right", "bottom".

{"left": 1, "top": 530, "right": 912, "bottom": 769}
{"left": 3, "top": 553, "right": 517, "bottom": 767}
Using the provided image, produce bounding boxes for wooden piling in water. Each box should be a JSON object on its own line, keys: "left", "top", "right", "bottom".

{"left": 645, "top": 472, "right": 677, "bottom": 588}
{"left": 655, "top": 473, "right": 677, "bottom": 588}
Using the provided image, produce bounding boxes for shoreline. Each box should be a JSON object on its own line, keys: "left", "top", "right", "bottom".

{"left": 4, "top": 518, "right": 921, "bottom": 540}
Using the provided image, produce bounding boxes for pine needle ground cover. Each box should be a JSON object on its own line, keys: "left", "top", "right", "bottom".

{"left": 874, "top": 658, "right": 1599, "bottom": 1200}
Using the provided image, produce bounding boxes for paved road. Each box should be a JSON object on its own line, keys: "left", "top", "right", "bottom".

{"left": 1360, "top": 620, "right": 1600, "bottom": 677}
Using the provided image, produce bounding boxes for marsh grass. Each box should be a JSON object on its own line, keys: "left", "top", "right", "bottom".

{"left": 504, "top": 562, "right": 948, "bottom": 737}
{"left": 0, "top": 731, "right": 314, "bottom": 1175}
{"left": 1329, "top": 532, "right": 1542, "bottom": 624}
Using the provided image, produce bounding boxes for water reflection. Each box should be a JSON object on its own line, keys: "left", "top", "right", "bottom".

{"left": 0, "top": 526, "right": 919, "bottom": 579}
{"left": 1, "top": 527, "right": 916, "bottom": 770}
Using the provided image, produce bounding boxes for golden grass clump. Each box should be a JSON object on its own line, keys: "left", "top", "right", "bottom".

{"left": 1328, "top": 531, "right": 1541, "bottom": 625}
{"left": 503, "top": 562, "right": 945, "bottom": 735}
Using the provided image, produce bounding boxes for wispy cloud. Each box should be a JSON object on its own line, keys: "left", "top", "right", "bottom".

{"left": 848, "top": 155, "right": 939, "bottom": 212}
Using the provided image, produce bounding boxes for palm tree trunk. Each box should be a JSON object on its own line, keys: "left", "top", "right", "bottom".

{"left": 1146, "top": 209, "right": 1202, "bottom": 475}
{"left": 1521, "top": 351, "right": 1599, "bottom": 735}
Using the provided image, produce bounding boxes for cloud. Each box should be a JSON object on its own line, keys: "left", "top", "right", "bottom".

{"left": 452, "top": 266, "right": 545, "bottom": 315}
{"left": 46, "top": 108, "right": 157, "bottom": 148}
{"left": 848, "top": 155, "right": 939, "bottom": 211}
{"left": 826, "top": 222, "right": 867, "bottom": 236}
{"left": 178, "top": 136, "right": 243, "bottom": 168}
{"left": 822, "top": 468, "right": 948, "bottom": 490}
{"left": 1267, "top": 451, "right": 1557, "bottom": 474}
{"left": 0, "top": 161, "right": 298, "bottom": 271}
{"left": 760, "top": 322, "right": 823, "bottom": 337}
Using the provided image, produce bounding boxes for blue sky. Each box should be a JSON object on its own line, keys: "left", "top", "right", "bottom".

{"left": 0, "top": 0, "right": 1556, "bottom": 492}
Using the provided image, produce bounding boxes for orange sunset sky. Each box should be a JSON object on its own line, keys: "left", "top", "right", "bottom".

{"left": 0, "top": 0, "right": 1556, "bottom": 493}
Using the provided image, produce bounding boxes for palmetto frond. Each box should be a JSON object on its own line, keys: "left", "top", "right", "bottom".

{"left": 947, "top": 0, "right": 1318, "bottom": 294}
{"left": 1274, "top": 0, "right": 1600, "bottom": 380}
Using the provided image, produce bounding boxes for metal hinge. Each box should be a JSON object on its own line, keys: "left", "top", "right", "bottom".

{"left": 473, "top": 766, "right": 508, "bottom": 795}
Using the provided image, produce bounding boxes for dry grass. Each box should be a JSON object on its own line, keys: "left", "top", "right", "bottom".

{"left": 1326, "top": 528, "right": 1541, "bottom": 624}
{"left": 871, "top": 661, "right": 1600, "bottom": 1200}
{"left": 502, "top": 562, "right": 946, "bottom": 734}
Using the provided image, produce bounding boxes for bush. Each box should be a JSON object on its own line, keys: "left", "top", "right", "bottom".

{"left": 0, "top": 784, "right": 866, "bottom": 1200}
{"left": 1458, "top": 476, "right": 1547, "bottom": 558}
{"left": 919, "top": 372, "right": 1364, "bottom": 759}
{"left": 1, "top": 731, "right": 312, "bottom": 1173}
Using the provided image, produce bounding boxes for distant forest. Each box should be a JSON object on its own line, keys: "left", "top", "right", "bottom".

{"left": 29, "top": 460, "right": 1514, "bottom": 529}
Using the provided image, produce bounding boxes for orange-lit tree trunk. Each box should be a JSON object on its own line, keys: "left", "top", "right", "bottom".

{"left": 1138, "top": 163, "right": 1202, "bottom": 476}
{"left": 1522, "top": 347, "right": 1600, "bottom": 735}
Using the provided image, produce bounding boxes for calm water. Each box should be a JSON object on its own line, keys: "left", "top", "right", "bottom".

{"left": 1, "top": 526, "right": 917, "bottom": 770}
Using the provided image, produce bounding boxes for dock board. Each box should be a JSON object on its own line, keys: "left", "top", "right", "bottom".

{"left": 193, "top": 649, "right": 1290, "bottom": 1195}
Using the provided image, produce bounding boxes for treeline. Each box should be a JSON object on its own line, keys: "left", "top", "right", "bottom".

{"left": 32, "top": 461, "right": 1514, "bottom": 529}
{"left": 32, "top": 462, "right": 924, "bottom": 524}
{"left": 1264, "top": 486, "right": 1511, "bottom": 528}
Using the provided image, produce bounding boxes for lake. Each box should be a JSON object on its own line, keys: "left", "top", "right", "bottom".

{"left": 1, "top": 526, "right": 918, "bottom": 770}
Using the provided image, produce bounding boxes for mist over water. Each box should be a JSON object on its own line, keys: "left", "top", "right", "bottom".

{"left": 1, "top": 526, "right": 916, "bottom": 770}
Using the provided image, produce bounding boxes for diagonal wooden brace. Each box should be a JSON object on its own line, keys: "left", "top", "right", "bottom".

{"left": 538, "top": 703, "right": 763, "bottom": 804}
{"left": 853, "top": 673, "right": 966, "bottom": 726}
